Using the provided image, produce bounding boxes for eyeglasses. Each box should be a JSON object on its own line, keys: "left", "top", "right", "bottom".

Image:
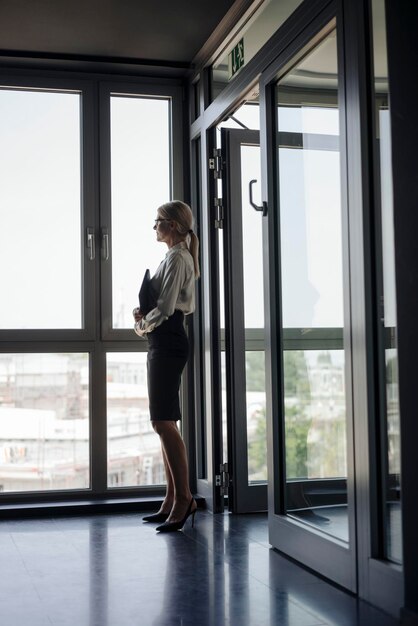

{"left": 154, "top": 219, "right": 170, "bottom": 227}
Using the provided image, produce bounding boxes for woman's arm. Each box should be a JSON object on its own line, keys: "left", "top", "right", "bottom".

{"left": 136, "top": 253, "right": 186, "bottom": 335}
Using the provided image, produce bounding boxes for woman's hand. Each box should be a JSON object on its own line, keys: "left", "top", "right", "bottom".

{"left": 132, "top": 307, "right": 144, "bottom": 323}
{"left": 133, "top": 308, "right": 146, "bottom": 337}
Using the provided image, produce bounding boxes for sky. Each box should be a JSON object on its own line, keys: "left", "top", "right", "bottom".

{"left": 0, "top": 90, "right": 81, "bottom": 328}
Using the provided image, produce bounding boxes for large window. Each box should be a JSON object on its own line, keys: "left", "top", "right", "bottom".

{"left": 106, "top": 352, "right": 164, "bottom": 488}
{"left": 110, "top": 96, "right": 171, "bottom": 330}
{"left": 0, "top": 78, "right": 182, "bottom": 501}
{"left": 0, "top": 89, "right": 82, "bottom": 330}
{"left": 0, "top": 353, "right": 89, "bottom": 492}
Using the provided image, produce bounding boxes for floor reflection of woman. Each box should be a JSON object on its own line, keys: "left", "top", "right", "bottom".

{"left": 133, "top": 201, "right": 199, "bottom": 533}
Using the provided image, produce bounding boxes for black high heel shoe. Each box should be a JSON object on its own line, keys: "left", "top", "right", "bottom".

{"left": 156, "top": 498, "right": 197, "bottom": 533}
{"left": 142, "top": 512, "right": 170, "bottom": 523}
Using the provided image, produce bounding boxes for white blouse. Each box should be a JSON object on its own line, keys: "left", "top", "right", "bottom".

{"left": 134, "top": 241, "right": 195, "bottom": 337}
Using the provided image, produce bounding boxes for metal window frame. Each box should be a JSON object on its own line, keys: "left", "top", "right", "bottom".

{"left": 0, "top": 74, "right": 97, "bottom": 343}
{"left": 98, "top": 81, "right": 184, "bottom": 342}
{"left": 0, "top": 71, "right": 187, "bottom": 509}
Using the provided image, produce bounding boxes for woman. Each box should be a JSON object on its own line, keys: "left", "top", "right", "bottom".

{"left": 133, "top": 200, "right": 199, "bottom": 533}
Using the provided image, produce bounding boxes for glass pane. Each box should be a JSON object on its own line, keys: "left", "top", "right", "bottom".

{"left": 0, "top": 353, "right": 90, "bottom": 492}
{"left": 277, "top": 38, "right": 343, "bottom": 330}
{"left": 110, "top": 96, "right": 171, "bottom": 329}
{"left": 0, "top": 89, "right": 82, "bottom": 329}
{"left": 372, "top": 0, "right": 402, "bottom": 564}
{"left": 241, "top": 144, "right": 264, "bottom": 328}
{"left": 284, "top": 350, "right": 348, "bottom": 541}
{"left": 279, "top": 148, "right": 342, "bottom": 327}
{"left": 211, "top": 0, "right": 303, "bottom": 100}
{"left": 240, "top": 142, "right": 268, "bottom": 485}
{"left": 221, "top": 351, "right": 228, "bottom": 465}
{"left": 276, "top": 30, "right": 349, "bottom": 541}
{"left": 106, "top": 352, "right": 165, "bottom": 487}
{"left": 246, "top": 351, "right": 267, "bottom": 483}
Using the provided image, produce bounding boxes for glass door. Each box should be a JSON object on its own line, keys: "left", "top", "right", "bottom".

{"left": 221, "top": 128, "right": 267, "bottom": 513}
{"left": 260, "top": 18, "right": 357, "bottom": 590}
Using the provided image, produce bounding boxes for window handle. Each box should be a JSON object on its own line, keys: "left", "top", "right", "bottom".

{"left": 86, "top": 228, "right": 95, "bottom": 261}
{"left": 101, "top": 228, "right": 110, "bottom": 261}
{"left": 249, "top": 179, "right": 268, "bottom": 216}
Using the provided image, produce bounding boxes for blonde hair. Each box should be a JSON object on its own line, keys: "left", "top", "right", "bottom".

{"left": 157, "top": 200, "right": 200, "bottom": 278}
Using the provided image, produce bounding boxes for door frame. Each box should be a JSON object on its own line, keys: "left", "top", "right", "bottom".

{"left": 221, "top": 127, "right": 268, "bottom": 513}
{"left": 193, "top": 126, "right": 225, "bottom": 513}
{"left": 342, "top": 0, "right": 403, "bottom": 615}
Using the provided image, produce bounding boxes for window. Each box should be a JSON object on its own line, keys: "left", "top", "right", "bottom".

{"left": 0, "top": 78, "right": 183, "bottom": 503}
{"left": 0, "top": 88, "right": 82, "bottom": 330}
{"left": 110, "top": 95, "right": 171, "bottom": 330}
{"left": 0, "top": 353, "right": 90, "bottom": 492}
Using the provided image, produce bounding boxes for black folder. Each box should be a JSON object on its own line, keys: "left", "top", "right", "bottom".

{"left": 138, "top": 269, "right": 152, "bottom": 315}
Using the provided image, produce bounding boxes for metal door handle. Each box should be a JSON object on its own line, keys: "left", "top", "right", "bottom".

{"left": 101, "top": 228, "right": 109, "bottom": 261}
{"left": 86, "top": 228, "right": 95, "bottom": 261}
{"left": 249, "top": 179, "right": 268, "bottom": 216}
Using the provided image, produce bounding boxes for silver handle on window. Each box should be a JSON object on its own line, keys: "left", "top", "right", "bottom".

{"left": 87, "top": 228, "right": 95, "bottom": 261}
{"left": 101, "top": 228, "right": 109, "bottom": 261}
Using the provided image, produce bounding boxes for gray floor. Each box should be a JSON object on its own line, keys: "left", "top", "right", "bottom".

{"left": 0, "top": 510, "right": 400, "bottom": 626}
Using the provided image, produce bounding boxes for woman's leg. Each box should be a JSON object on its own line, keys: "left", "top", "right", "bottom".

{"left": 152, "top": 420, "right": 196, "bottom": 522}
{"left": 158, "top": 445, "right": 174, "bottom": 514}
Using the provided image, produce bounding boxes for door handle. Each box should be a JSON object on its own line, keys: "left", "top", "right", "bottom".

{"left": 86, "top": 228, "right": 95, "bottom": 261}
{"left": 101, "top": 228, "right": 109, "bottom": 261}
{"left": 249, "top": 179, "right": 268, "bottom": 216}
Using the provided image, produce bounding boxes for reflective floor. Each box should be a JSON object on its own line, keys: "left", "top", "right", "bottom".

{"left": 0, "top": 510, "right": 400, "bottom": 625}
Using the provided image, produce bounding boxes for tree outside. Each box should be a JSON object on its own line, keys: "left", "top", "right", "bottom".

{"left": 246, "top": 349, "right": 348, "bottom": 483}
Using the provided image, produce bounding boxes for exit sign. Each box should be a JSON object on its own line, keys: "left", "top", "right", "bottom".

{"left": 228, "top": 38, "right": 244, "bottom": 79}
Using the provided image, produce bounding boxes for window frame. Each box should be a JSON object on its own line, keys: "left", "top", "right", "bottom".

{"left": 0, "top": 72, "right": 187, "bottom": 507}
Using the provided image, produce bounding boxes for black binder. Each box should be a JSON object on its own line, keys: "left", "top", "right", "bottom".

{"left": 138, "top": 269, "right": 152, "bottom": 315}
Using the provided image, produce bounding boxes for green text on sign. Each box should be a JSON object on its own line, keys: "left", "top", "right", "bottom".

{"left": 229, "top": 39, "right": 244, "bottom": 79}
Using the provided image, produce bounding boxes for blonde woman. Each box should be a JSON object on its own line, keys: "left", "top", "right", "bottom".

{"left": 133, "top": 201, "right": 199, "bottom": 532}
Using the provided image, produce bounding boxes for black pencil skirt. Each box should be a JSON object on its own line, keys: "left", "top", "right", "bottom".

{"left": 147, "top": 310, "right": 189, "bottom": 421}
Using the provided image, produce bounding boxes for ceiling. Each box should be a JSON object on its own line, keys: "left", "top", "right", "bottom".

{"left": 0, "top": 0, "right": 236, "bottom": 71}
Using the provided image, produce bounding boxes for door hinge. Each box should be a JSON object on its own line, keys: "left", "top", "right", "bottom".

{"left": 208, "top": 148, "right": 223, "bottom": 179}
{"left": 214, "top": 198, "right": 224, "bottom": 229}
{"left": 215, "top": 463, "right": 230, "bottom": 497}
